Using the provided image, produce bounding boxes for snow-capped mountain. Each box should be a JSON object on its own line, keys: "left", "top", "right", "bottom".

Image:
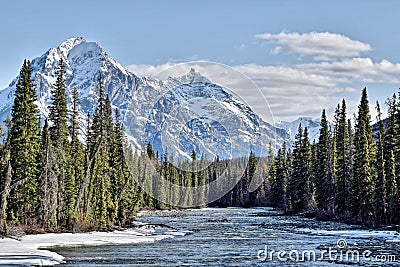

{"left": 0, "top": 37, "right": 289, "bottom": 160}
{"left": 276, "top": 117, "right": 324, "bottom": 143}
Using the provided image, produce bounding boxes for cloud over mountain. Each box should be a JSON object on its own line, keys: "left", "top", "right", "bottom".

{"left": 255, "top": 31, "right": 372, "bottom": 60}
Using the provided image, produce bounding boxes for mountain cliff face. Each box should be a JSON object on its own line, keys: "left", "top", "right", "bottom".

{"left": 276, "top": 117, "right": 323, "bottom": 143}
{"left": 0, "top": 37, "right": 289, "bottom": 159}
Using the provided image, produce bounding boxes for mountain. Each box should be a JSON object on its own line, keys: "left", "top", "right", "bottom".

{"left": 276, "top": 117, "right": 324, "bottom": 143}
{"left": 0, "top": 37, "right": 289, "bottom": 160}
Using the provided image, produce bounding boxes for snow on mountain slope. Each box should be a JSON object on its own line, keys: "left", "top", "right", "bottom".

{"left": 276, "top": 117, "right": 324, "bottom": 143}
{"left": 0, "top": 37, "right": 289, "bottom": 159}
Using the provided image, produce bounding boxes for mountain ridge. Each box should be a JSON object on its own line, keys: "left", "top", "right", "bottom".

{"left": 0, "top": 37, "right": 289, "bottom": 159}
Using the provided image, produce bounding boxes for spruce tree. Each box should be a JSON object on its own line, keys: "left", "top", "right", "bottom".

{"left": 69, "top": 87, "right": 81, "bottom": 150}
{"left": 65, "top": 88, "right": 84, "bottom": 227}
{"left": 0, "top": 119, "right": 12, "bottom": 234}
{"left": 49, "top": 59, "right": 73, "bottom": 226}
{"left": 351, "top": 88, "right": 376, "bottom": 223}
{"left": 384, "top": 93, "right": 399, "bottom": 223}
{"left": 315, "top": 110, "right": 335, "bottom": 215}
{"left": 374, "top": 101, "right": 387, "bottom": 224}
{"left": 49, "top": 59, "right": 69, "bottom": 146}
{"left": 301, "top": 127, "right": 313, "bottom": 210}
{"left": 39, "top": 119, "right": 58, "bottom": 229}
{"left": 88, "top": 76, "right": 113, "bottom": 226}
{"left": 334, "top": 99, "right": 351, "bottom": 215}
{"left": 9, "top": 60, "right": 41, "bottom": 224}
{"left": 111, "top": 109, "right": 125, "bottom": 222}
{"left": 274, "top": 143, "right": 288, "bottom": 209}
{"left": 290, "top": 125, "right": 312, "bottom": 213}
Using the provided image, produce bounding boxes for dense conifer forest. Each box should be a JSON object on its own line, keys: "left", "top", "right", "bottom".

{"left": 268, "top": 88, "right": 400, "bottom": 226}
{"left": 1, "top": 60, "right": 399, "bottom": 236}
{"left": 0, "top": 60, "right": 268, "bottom": 234}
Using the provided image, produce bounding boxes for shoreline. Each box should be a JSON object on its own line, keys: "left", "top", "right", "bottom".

{"left": 1, "top": 207, "right": 399, "bottom": 266}
{"left": 0, "top": 221, "right": 186, "bottom": 266}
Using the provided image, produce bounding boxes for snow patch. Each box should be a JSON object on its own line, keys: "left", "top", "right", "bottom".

{"left": 0, "top": 225, "right": 182, "bottom": 266}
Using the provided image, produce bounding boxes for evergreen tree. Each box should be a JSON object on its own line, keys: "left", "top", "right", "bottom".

{"left": 0, "top": 119, "right": 12, "bottom": 234}
{"left": 190, "top": 149, "right": 198, "bottom": 206}
{"left": 351, "top": 88, "right": 376, "bottom": 223}
{"left": 384, "top": 93, "right": 400, "bottom": 223}
{"left": 315, "top": 110, "right": 329, "bottom": 209}
{"left": 66, "top": 87, "right": 84, "bottom": 227}
{"left": 49, "top": 59, "right": 73, "bottom": 226}
{"left": 111, "top": 109, "right": 126, "bottom": 222}
{"left": 315, "top": 110, "right": 335, "bottom": 215}
{"left": 69, "top": 87, "right": 81, "bottom": 150}
{"left": 39, "top": 119, "right": 58, "bottom": 229}
{"left": 269, "top": 146, "right": 287, "bottom": 209}
{"left": 49, "top": 59, "right": 69, "bottom": 146}
{"left": 146, "top": 142, "right": 155, "bottom": 160}
{"left": 290, "top": 125, "right": 312, "bottom": 213}
{"left": 88, "top": 76, "right": 113, "bottom": 226}
{"left": 334, "top": 99, "right": 351, "bottom": 214}
{"left": 9, "top": 60, "right": 41, "bottom": 224}
{"left": 374, "top": 101, "right": 386, "bottom": 224}
{"left": 272, "top": 143, "right": 288, "bottom": 209}
{"left": 247, "top": 151, "right": 258, "bottom": 206}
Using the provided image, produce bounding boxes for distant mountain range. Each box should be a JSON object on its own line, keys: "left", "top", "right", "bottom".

{"left": 276, "top": 117, "right": 324, "bottom": 143}
{"left": 0, "top": 37, "right": 307, "bottom": 160}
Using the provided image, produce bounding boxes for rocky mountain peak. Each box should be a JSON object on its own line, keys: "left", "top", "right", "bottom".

{"left": 0, "top": 38, "right": 289, "bottom": 158}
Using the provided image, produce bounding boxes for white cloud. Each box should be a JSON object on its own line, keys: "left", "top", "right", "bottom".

{"left": 126, "top": 62, "right": 349, "bottom": 122}
{"left": 297, "top": 58, "right": 400, "bottom": 83}
{"left": 126, "top": 31, "right": 400, "bottom": 123}
{"left": 255, "top": 31, "right": 372, "bottom": 59}
{"left": 126, "top": 63, "right": 176, "bottom": 77}
{"left": 126, "top": 58, "right": 400, "bottom": 123}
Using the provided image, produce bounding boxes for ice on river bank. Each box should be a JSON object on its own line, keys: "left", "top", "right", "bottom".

{"left": 0, "top": 223, "right": 184, "bottom": 266}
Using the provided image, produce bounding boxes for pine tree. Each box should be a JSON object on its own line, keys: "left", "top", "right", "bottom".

{"left": 69, "top": 87, "right": 81, "bottom": 150}
{"left": 384, "top": 93, "right": 399, "bottom": 223}
{"left": 146, "top": 142, "right": 155, "bottom": 160}
{"left": 111, "top": 108, "right": 125, "bottom": 222}
{"left": 0, "top": 119, "right": 12, "bottom": 234}
{"left": 9, "top": 60, "right": 41, "bottom": 224}
{"left": 301, "top": 127, "right": 313, "bottom": 210}
{"left": 373, "top": 101, "right": 387, "bottom": 224}
{"left": 289, "top": 125, "right": 303, "bottom": 212}
{"left": 247, "top": 151, "right": 258, "bottom": 206}
{"left": 88, "top": 76, "right": 113, "bottom": 226}
{"left": 66, "top": 87, "right": 83, "bottom": 227}
{"left": 335, "top": 99, "right": 351, "bottom": 215}
{"left": 351, "top": 88, "right": 376, "bottom": 224}
{"left": 268, "top": 147, "right": 278, "bottom": 207}
{"left": 272, "top": 143, "right": 288, "bottom": 209}
{"left": 49, "top": 59, "right": 69, "bottom": 146}
{"left": 49, "top": 59, "right": 73, "bottom": 226}
{"left": 190, "top": 149, "right": 198, "bottom": 206}
{"left": 324, "top": 128, "right": 336, "bottom": 216}
{"left": 315, "top": 110, "right": 329, "bottom": 209}
{"left": 290, "top": 125, "right": 312, "bottom": 213}
{"left": 315, "top": 110, "right": 335, "bottom": 215}
{"left": 39, "top": 119, "right": 58, "bottom": 229}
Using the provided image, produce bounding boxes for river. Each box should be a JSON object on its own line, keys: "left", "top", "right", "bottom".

{"left": 52, "top": 207, "right": 400, "bottom": 266}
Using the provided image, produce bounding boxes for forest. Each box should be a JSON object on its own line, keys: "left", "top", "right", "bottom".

{"left": 268, "top": 88, "right": 400, "bottom": 227}
{"left": 0, "top": 59, "right": 399, "bottom": 236}
{"left": 0, "top": 60, "right": 266, "bottom": 234}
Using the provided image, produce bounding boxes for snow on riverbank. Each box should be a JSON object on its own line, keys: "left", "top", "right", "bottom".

{"left": 0, "top": 223, "right": 184, "bottom": 266}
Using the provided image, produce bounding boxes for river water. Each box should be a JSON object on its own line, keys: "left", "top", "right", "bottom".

{"left": 53, "top": 208, "right": 400, "bottom": 266}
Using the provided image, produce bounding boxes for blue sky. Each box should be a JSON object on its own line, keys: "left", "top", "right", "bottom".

{"left": 1, "top": 0, "right": 400, "bottom": 121}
